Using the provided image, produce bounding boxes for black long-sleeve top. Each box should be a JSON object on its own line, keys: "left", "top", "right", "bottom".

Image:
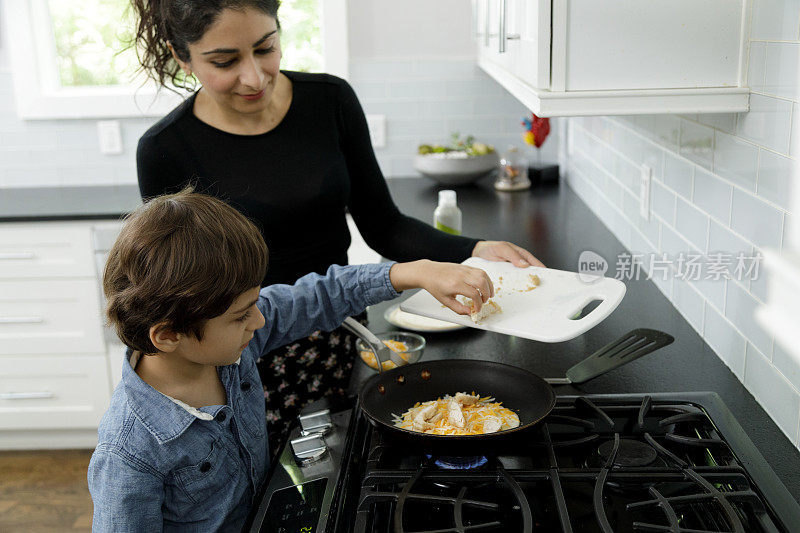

{"left": 137, "top": 71, "right": 479, "bottom": 286}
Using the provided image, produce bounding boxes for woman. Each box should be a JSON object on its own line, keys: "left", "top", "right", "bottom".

{"left": 131, "top": 0, "right": 543, "bottom": 454}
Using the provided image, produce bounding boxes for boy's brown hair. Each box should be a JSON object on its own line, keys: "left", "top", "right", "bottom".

{"left": 103, "top": 187, "right": 268, "bottom": 353}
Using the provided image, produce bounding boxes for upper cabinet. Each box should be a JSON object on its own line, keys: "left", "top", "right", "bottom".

{"left": 473, "top": 0, "right": 750, "bottom": 117}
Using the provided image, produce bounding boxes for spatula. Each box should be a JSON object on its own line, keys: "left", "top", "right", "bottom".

{"left": 545, "top": 328, "right": 674, "bottom": 385}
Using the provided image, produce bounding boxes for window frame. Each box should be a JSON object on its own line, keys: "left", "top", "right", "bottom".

{"left": 3, "top": 0, "right": 348, "bottom": 120}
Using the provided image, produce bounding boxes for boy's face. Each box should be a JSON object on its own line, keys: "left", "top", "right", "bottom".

{"left": 177, "top": 286, "right": 265, "bottom": 366}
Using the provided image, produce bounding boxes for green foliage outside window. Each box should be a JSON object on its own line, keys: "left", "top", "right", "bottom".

{"left": 48, "top": 0, "right": 323, "bottom": 88}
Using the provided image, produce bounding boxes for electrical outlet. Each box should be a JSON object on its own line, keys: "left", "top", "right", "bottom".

{"left": 97, "top": 120, "right": 123, "bottom": 154}
{"left": 639, "top": 164, "right": 651, "bottom": 221}
{"left": 366, "top": 114, "right": 386, "bottom": 148}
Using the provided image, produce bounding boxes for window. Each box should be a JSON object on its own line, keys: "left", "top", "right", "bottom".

{"left": 3, "top": 0, "right": 348, "bottom": 119}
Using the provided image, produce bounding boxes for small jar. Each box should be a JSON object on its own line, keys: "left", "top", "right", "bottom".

{"left": 494, "top": 146, "right": 531, "bottom": 191}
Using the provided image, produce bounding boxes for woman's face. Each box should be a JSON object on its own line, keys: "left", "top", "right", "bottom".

{"left": 180, "top": 7, "right": 282, "bottom": 116}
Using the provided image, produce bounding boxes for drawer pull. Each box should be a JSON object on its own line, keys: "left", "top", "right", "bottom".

{"left": 0, "top": 252, "right": 35, "bottom": 260}
{"left": 0, "top": 317, "right": 44, "bottom": 324}
{"left": 0, "top": 391, "right": 54, "bottom": 400}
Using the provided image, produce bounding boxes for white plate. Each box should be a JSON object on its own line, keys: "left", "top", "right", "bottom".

{"left": 401, "top": 258, "right": 626, "bottom": 343}
{"left": 383, "top": 303, "right": 466, "bottom": 333}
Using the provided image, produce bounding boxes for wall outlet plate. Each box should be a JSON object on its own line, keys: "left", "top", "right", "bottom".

{"left": 366, "top": 114, "right": 386, "bottom": 148}
{"left": 639, "top": 164, "right": 651, "bottom": 221}
{"left": 97, "top": 120, "right": 123, "bottom": 154}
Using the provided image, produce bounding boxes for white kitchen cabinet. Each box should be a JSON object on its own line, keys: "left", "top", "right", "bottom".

{"left": 0, "top": 221, "right": 114, "bottom": 449}
{"left": 0, "top": 355, "right": 110, "bottom": 431}
{"left": 474, "top": 0, "right": 750, "bottom": 116}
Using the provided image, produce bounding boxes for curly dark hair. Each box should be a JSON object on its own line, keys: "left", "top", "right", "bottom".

{"left": 130, "top": 0, "right": 281, "bottom": 90}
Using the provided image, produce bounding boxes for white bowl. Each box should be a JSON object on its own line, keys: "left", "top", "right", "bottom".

{"left": 413, "top": 152, "right": 499, "bottom": 186}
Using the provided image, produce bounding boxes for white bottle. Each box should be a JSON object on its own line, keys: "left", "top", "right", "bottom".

{"left": 433, "top": 190, "right": 462, "bottom": 235}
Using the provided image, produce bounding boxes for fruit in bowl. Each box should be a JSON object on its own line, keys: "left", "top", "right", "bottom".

{"left": 414, "top": 134, "right": 499, "bottom": 186}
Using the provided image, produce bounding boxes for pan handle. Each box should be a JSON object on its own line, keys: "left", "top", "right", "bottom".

{"left": 342, "top": 317, "right": 388, "bottom": 373}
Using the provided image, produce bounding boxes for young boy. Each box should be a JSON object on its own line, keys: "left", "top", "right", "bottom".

{"left": 88, "top": 189, "right": 492, "bottom": 531}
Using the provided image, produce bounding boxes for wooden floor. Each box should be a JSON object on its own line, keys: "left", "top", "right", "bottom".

{"left": 0, "top": 449, "right": 93, "bottom": 532}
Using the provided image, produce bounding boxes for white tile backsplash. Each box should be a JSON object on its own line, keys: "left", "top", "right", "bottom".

{"left": 764, "top": 42, "right": 800, "bottom": 101}
{"left": 757, "top": 149, "right": 797, "bottom": 211}
{"left": 693, "top": 167, "right": 733, "bottom": 225}
{"left": 675, "top": 197, "right": 709, "bottom": 252}
{"left": 563, "top": 9, "right": 799, "bottom": 451}
{"left": 680, "top": 120, "right": 715, "bottom": 170}
{"left": 744, "top": 342, "right": 800, "bottom": 444}
{"left": 651, "top": 180, "right": 676, "bottom": 225}
{"left": 750, "top": 0, "right": 800, "bottom": 41}
{"left": 713, "top": 131, "right": 759, "bottom": 192}
{"left": 736, "top": 94, "right": 793, "bottom": 154}
{"left": 730, "top": 188, "right": 784, "bottom": 250}
{"left": 703, "top": 303, "right": 747, "bottom": 380}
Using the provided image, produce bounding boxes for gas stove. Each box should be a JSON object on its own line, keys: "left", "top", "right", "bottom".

{"left": 247, "top": 393, "right": 800, "bottom": 532}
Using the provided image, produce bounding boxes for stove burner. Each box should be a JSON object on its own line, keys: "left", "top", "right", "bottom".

{"left": 598, "top": 438, "right": 658, "bottom": 467}
{"left": 426, "top": 455, "right": 488, "bottom": 470}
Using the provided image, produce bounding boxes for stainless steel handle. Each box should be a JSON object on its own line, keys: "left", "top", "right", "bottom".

{"left": 544, "top": 377, "right": 572, "bottom": 385}
{"left": 499, "top": 0, "right": 506, "bottom": 53}
{"left": 0, "top": 252, "right": 35, "bottom": 260}
{"left": 0, "top": 317, "right": 44, "bottom": 324}
{"left": 0, "top": 391, "right": 54, "bottom": 400}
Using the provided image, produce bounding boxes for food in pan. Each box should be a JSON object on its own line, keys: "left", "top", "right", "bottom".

{"left": 392, "top": 392, "right": 520, "bottom": 435}
{"left": 359, "top": 339, "right": 410, "bottom": 371}
{"left": 456, "top": 295, "right": 502, "bottom": 324}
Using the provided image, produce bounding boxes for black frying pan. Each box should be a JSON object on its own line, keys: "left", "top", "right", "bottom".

{"left": 359, "top": 359, "right": 555, "bottom": 455}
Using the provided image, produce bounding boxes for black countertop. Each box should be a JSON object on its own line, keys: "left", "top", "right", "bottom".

{"left": 353, "top": 176, "right": 800, "bottom": 501}
{"left": 0, "top": 185, "right": 141, "bottom": 222}
{"left": 3, "top": 177, "right": 798, "bottom": 500}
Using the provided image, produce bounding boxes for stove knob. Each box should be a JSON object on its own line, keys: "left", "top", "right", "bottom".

{"left": 299, "top": 408, "right": 333, "bottom": 437}
{"left": 290, "top": 434, "right": 328, "bottom": 466}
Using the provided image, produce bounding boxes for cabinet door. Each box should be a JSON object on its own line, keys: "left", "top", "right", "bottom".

{"left": 561, "top": 0, "right": 743, "bottom": 91}
{"left": 514, "top": 0, "right": 550, "bottom": 89}
{"left": 481, "top": 0, "right": 521, "bottom": 72}
{"left": 0, "top": 279, "right": 105, "bottom": 355}
{"left": 0, "top": 225, "right": 95, "bottom": 279}
{"left": 0, "top": 355, "right": 110, "bottom": 430}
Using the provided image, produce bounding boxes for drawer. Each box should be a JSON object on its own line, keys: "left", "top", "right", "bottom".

{"left": 0, "top": 355, "right": 111, "bottom": 430}
{"left": 0, "top": 224, "right": 95, "bottom": 279}
{"left": 0, "top": 279, "right": 105, "bottom": 355}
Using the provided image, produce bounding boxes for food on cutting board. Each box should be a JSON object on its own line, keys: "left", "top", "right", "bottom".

{"left": 393, "top": 392, "right": 520, "bottom": 435}
{"left": 456, "top": 295, "right": 503, "bottom": 324}
{"left": 359, "top": 339, "right": 410, "bottom": 371}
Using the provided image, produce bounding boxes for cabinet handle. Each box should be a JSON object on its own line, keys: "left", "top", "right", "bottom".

{"left": 0, "top": 391, "right": 54, "bottom": 400}
{"left": 0, "top": 252, "right": 35, "bottom": 260}
{"left": 498, "top": 0, "right": 519, "bottom": 53}
{"left": 0, "top": 317, "right": 44, "bottom": 324}
{"left": 499, "top": 0, "right": 506, "bottom": 53}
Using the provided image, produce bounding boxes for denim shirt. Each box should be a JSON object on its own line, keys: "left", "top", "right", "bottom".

{"left": 88, "top": 263, "right": 398, "bottom": 532}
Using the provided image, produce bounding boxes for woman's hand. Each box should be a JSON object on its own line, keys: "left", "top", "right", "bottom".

{"left": 389, "top": 260, "right": 494, "bottom": 316}
{"left": 472, "top": 241, "right": 545, "bottom": 268}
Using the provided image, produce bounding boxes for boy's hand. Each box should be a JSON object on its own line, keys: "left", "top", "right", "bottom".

{"left": 472, "top": 240, "right": 545, "bottom": 268}
{"left": 390, "top": 260, "right": 494, "bottom": 316}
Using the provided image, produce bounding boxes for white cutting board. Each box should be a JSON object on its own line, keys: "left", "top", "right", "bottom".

{"left": 400, "top": 258, "right": 626, "bottom": 343}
